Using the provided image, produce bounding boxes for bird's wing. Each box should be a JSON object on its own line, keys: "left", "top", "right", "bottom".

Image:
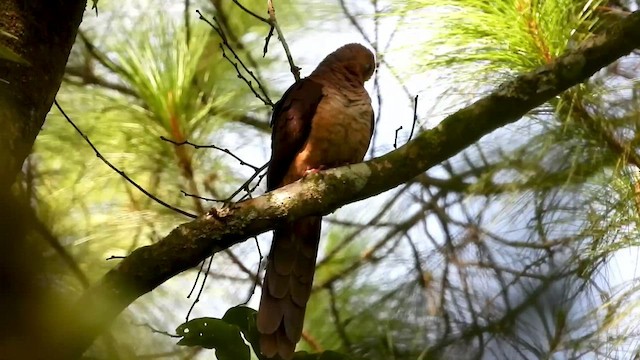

{"left": 267, "top": 78, "right": 324, "bottom": 191}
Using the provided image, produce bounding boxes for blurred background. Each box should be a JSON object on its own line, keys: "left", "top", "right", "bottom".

{"left": 23, "top": 0, "right": 640, "bottom": 358}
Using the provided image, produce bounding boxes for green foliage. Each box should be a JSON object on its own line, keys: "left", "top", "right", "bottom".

{"left": 221, "top": 305, "right": 263, "bottom": 358}
{"left": 177, "top": 316, "right": 251, "bottom": 360}
{"left": 111, "top": 20, "right": 230, "bottom": 141}
{"left": 178, "top": 306, "right": 354, "bottom": 360}
{"left": 396, "top": 0, "right": 604, "bottom": 82}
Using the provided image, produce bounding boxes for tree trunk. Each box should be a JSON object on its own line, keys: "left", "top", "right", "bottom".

{"left": 0, "top": 1, "right": 86, "bottom": 358}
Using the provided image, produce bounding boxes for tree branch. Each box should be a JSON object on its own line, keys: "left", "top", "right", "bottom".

{"left": 55, "top": 11, "right": 640, "bottom": 359}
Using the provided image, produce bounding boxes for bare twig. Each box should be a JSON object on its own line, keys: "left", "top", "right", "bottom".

{"left": 54, "top": 100, "right": 197, "bottom": 219}
{"left": 263, "top": 26, "right": 275, "bottom": 57}
{"left": 134, "top": 322, "right": 181, "bottom": 338}
{"left": 404, "top": 234, "right": 427, "bottom": 289}
{"left": 327, "top": 285, "right": 352, "bottom": 348}
{"left": 224, "top": 161, "right": 270, "bottom": 202}
{"left": 408, "top": 95, "right": 418, "bottom": 142}
{"left": 220, "top": 43, "right": 272, "bottom": 106}
{"left": 181, "top": 160, "right": 268, "bottom": 203}
{"left": 230, "top": 0, "right": 300, "bottom": 81}
{"left": 231, "top": 0, "right": 270, "bottom": 24}
{"left": 196, "top": 10, "right": 273, "bottom": 107}
{"left": 187, "top": 259, "right": 207, "bottom": 298}
{"left": 314, "top": 203, "right": 433, "bottom": 290}
{"left": 317, "top": 184, "right": 412, "bottom": 268}
{"left": 160, "top": 136, "right": 259, "bottom": 170}
{"left": 338, "top": 0, "right": 413, "bottom": 103}
{"left": 64, "top": 65, "right": 138, "bottom": 98}
{"left": 77, "top": 31, "right": 126, "bottom": 76}
{"left": 210, "top": 1, "right": 268, "bottom": 86}
{"left": 242, "top": 236, "right": 262, "bottom": 304}
{"left": 267, "top": 0, "right": 300, "bottom": 81}
{"left": 394, "top": 126, "right": 402, "bottom": 148}
{"left": 186, "top": 255, "right": 214, "bottom": 320}
{"left": 181, "top": 190, "right": 223, "bottom": 203}
{"left": 338, "top": 0, "right": 371, "bottom": 44}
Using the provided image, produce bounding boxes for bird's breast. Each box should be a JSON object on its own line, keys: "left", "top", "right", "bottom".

{"left": 287, "top": 88, "right": 373, "bottom": 180}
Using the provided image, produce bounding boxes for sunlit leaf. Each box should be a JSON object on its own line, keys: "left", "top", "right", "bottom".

{"left": 176, "top": 317, "right": 250, "bottom": 360}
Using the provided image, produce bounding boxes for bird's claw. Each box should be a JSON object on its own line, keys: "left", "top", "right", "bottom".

{"left": 302, "top": 165, "right": 326, "bottom": 178}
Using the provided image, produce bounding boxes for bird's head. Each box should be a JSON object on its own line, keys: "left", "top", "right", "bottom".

{"left": 314, "top": 43, "right": 376, "bottom": 85}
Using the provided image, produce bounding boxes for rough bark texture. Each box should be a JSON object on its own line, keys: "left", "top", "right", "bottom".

{"left": 0, "top": 0, "right": 86, "bottom": 188}
{"left": 54, "top": 11, "right": 640, "bottom": 359}
{"left": 0, "top": 1, "right": 86, "bottom": 359}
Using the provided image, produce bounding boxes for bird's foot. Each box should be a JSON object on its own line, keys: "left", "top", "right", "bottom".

{"left": 302, "top": 165, "right": 326, "bottom": 178}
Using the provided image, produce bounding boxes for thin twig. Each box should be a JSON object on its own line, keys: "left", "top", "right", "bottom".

{"left": 408, "top": 94, "right": 418, "bottom": 142}
{"left": 231, "top": 0, "right": 270, "bottom": 23}
{"left": 237, "top": 170, "right": 268, "bottom": 201}
{"left": 181, "top": 161, "right": 268, "bottom": 203}
{"left": 327, "top": 285, "right": 352, "bottom": 349}
{"left": 394, "top": 126, "right": 402, "bottom": 148}
{"left": 54, "top": 100, "right": 197, "bottom": 219}
{"left": 224, "top": 161, "right": 270, "bottom": 202}
{"left": 196, "top": 10, "right": 273, "bottom": 107}
{"left": 186, "top": 255, "right": 214, "bottom": 320}
{"left": 267, "top": 0, "right": 300, "bottom": 81}
{"left": 211, "top": 1, "right": 268, "bottom": 88}
{"left": 187, "top": 259, "right": 207, "bottom": 298}
{"left": 404, "top": 234, "right": 427, "bottom": 289}
{"left": 338, "top": 0, "right": 372, "bottom": 44}
{"left": 181, "top": 190, "right": 223, "bottom": 203}
{"left": 242, "top": 236, "right": 263, "bottom": 304}
{"left": 78, "top": 31, "right": 126, "bottom": 76}
{"left": 64, "top": 66, "right": 138, "bottom": 98}
{"left": 134, "top": 323, "right": 181, "bottom": 338}
{"left": 160, "top": 136, "right": 259, "bottom": 170}
{"left": 220, "top": 44, "right": 272, "bottom": 106}
{"left": 337, "top": 0, "right": 413, "bottom": 103}
{"left": 262, "top": 26, "right": 275, "bottom": 57}
{"left": 229, "top": 0, "right": 300, "bottom": 80}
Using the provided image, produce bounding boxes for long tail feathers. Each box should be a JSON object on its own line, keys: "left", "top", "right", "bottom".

{"left": 257, "top": 216, "right": 322, "bottom": 359}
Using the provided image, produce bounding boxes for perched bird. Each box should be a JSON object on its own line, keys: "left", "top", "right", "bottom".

{"left": 257, "top": 43, "right": 376, "bottom": 359}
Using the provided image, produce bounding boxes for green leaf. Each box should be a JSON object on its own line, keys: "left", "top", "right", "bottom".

{"left": 222, "top": 306, "right": 264, "bottom": 359}
{"left": 176, "top": 317, "right": 250, "bottom": 360}
{"left": 219, "top": 306, "right": 354, "bottom": 360}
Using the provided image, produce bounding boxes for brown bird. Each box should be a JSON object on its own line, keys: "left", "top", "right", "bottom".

{"left": 257, "top": 43, "right": 376, "bottom": 359}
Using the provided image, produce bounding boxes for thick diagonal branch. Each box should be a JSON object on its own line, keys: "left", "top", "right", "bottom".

{"left": 55, "top": 11, "right": 640, "bottom": 359}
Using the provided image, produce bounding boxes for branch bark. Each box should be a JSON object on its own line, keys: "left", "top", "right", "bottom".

{"left": 57, "top": 11, "right": 640, "bottom": 359}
